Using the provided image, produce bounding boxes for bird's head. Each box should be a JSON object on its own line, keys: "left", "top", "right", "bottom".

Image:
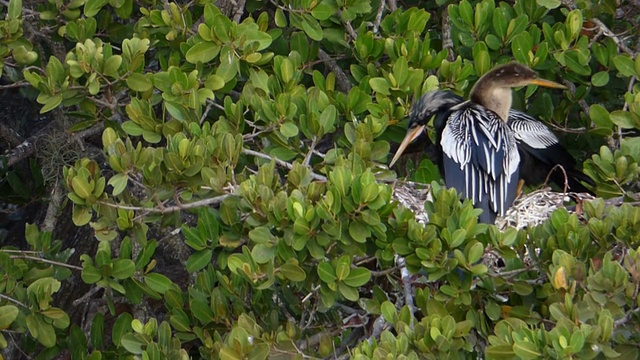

{"left": 475, "top": 63, "right": 567, "bottom": 89}
{"left": 389, "top": 91, "right": 463, "bottom": 167}
{"left": 470, "top": 63, "right": 567, "bottom": 121}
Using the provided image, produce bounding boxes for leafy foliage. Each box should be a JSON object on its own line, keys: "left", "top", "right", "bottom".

{"left": 1, "top": 0, "right": 640, "bottom": 358}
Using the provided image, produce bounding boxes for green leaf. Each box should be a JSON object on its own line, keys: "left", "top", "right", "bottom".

{"left": 82, "top": 265, "right": 102, "bottom": 283}
{"left": 348, "top": 220, "right": 370, "bottom": 243}
{"left": 145, "top": 273, "right": 173, "bottom": 294}
{"left": 186, "top": 249, "right": 212, "bottom": 272}
{"left": 311, "top": 3, "right": 335, "bottom": 20}
{"left": 40, "top": 93, "right": 63, "bottom": 113}
{"left": 369, "top": 78, "right": 390, "bottom": 95}
{"left": 0, "top": 305, "right": 19, "bottom": 329}
{"left": 335, "top": 255, "right": 351, "bottom": 281}
{"left": 467, "top": 242, "right": 484, "bottom": 264}
{"left": 84, "top": 0, "right": 108, "bottom": 17}
{"left": 72, "top": 205, "right": 92, "bottom": 226}
{"left": 126, "top": 72, "right": 152, "bottom": 92}
{"left": 12, "top": 46, "right": 38, "bottom": 65}
{"left": 591, "top": 71, "right": 609, "bottom": 87}
{"left": 380, "top": 301, "right": 397, "bottom": 323}
{"left": 280, "top": 262, "right": 306, "bottom": 282}
{"left": 338, "top": 282, "right": 359, "bottom": 301}
{"left": 120, "top": 333, "right": 145, "bottom": 354}
{"left": 249, "top": 69, "right": 269, "bottom": 94}
{"left": 485, "top": 344, "right": 515, "bottom": 358}
{"left": 317, "top": 262, "right": 336, "bottom": 283}
{"left": 111, "top": 259, "right": 135, "bottom": 279}
{"left": 248, "top": 226, "right": 273, "bottom": 244}
{"left": 8, "top": 0, "right": 22, "bottom": 18}
{"left": 112, "top": 313, "right": 132, "bottom": 346}
{"left": 513, "top": 340, "right": 542, "bottom": 360}
{"left": 613, "top": 55, "right": 637, "bottom": 77}
{"left": 108, "top": 173, "right": 128, "bottom": 196}
{"left": 300, "top": 14, "right": 323, "bottom": 41}
{"left": 103, "top": 55, "right": 122, "bottom": 78}
{"left": 536, "top": 0, "right": 560, "bottom": 9}
{"left": 275, "top": 8, "right": 287, "bottom": 27}
{"left": 280, "top": 122, "right": 299, "bottom": 138}
{"left": 610, "top": 110, "right": 640, "bottom": 129}
{"left": 251, "top": 244, "right": 275, "bottom": 264}
{"left": 185, "top": 42, "right": 221, "bottom": 64}
{"left": 342, "top": 267, "right": 370, "bottom": 287}
{"left": 590, "top": 104, "right": 613, "bottom": 128}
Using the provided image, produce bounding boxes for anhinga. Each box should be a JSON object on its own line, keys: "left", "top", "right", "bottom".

{"left": 390, "top": 63, "right": 570, "bottom": 223}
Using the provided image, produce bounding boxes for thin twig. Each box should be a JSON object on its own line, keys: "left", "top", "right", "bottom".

{"left": 543, "top": 164, "right": 569, "bottom": 193}
{"left": 397, "top": 256, "right": 415, "bottom": 328}
{"left": 589, "top": 18, "right": 636, "bottom": 57}
{"left": 0, "top": 293, "right": 28, "bottom": 309}
{"left": 385, "top": 0, "right": 397, "bottom": 11}
{"left": 442, "top": 6, "right": 455, "bottom": 61}
{"left": 317, "top": 49, "right": 351, "bottom": 93}
{"left": 372, "top": 0, "right": 386, "bottom": 33}
{"left": 242, "top": 148, "right": 328, "bottom": 181}
{"left": 98, "top": 193, "right": 230, "bottom": 214}
{"left": 10, "top": 255, "right": 83, "bottom": 271}
{"left": 302, "top": 136, "right": 318, "bottom": 166}
{"left": 0, "top": 81, "right": 31, "bottom": 89}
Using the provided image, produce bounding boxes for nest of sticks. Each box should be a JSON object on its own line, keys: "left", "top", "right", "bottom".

{"left": 391, "top": 180, "right": 595, "bottom": 229}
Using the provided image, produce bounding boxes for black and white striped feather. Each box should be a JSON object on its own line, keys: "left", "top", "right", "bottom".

{"left": 441, "top": 104, "right": 520, "bottom": 223}
{"left": 508, "top": 111, "right": 559, "bottom": 149}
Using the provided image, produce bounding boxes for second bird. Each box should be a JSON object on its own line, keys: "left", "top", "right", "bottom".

{"left": 390, "top": 63, "right": 567, "bottom": 224}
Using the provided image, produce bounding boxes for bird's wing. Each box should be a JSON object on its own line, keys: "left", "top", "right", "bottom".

{"left": 507, "top": 111, "right": 559, "bottom": 149}
{"left": 508, "top": 110, "right": 594, "bottom": 191}
{"left": 441, "top": 106, "right": 520, "bottom": 222}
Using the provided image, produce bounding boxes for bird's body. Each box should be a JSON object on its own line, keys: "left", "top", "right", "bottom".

{"left": 440, "top": 102, "right": 520, "bottom": 223}
{"left": 390, "top": 63, "right": 570, "bottom": 223}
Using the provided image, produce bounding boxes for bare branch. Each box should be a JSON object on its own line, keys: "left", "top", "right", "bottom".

{"left": 9, "top": 255, "right": 83, "bottom": 271}
{"left": 232, "top": 0, "right": 246, "bottom": 23}
{"left": 318, "top": 49, "right": 351, "bottom": 93}
{"left": 242, "top": 148, "right": 328, "bottom": 181}
{"left": 0, "top": 294, "right": 28, "bottom": 309}
{"left": 4, "top": 122, "right": 104, "bottom": 168}
{"left": 442, "top": 7, "right": 455, "bottom": 61}
{"left": 98, "top": 193, "right": 231, "bottom": 214}
{"left": 372, "top": 0, "right": 386, "bottom": 34}
{"left": 589, "top": 18, "right": 636, "bottom": 57}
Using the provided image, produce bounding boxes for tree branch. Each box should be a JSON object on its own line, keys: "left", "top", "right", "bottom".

{"left": 318, "top": 49, "right": 351, "bottom": 93}
{"left": 242, "top": 148, "right": 328, "bottom": 181}
{"left": 98, "top": 193, "right": 231, "bottom": 214}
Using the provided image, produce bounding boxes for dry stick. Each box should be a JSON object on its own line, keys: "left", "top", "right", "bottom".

{"left": 242, "top": 148, "right": 328, "bottom": 181}
{"left": 385, "top": 0, "right": 397, "bottom": 11}
{"left": 0, "top": 121, "right": 24, "bottom": 149}
{"left": 41, "top": 182, "right": 64, "bottom": 233}
{"left": 9, "top": 255, "right": 83, "bottom": 271}
{"left": 543, "top": 164, "right": 569, "bottom": 194}
{"left": 232, "top": 0, "right": 247, "bottom": 23}
{"left": 397, "top": 256, "right": 415, "bottom": 328}
{"left": 0, "top": 293, "right": 28, "bottom": 309}
{"left": 318, "top": 49, "right": 351, "bottom": 93}
{"left": 372, "top": 0, "right": 386, "bottom": 33}
{"left": 98, "top": 193, "right": 231, "bottom": 214}
{"left": 589, "top": 17, "right": 636, "bottom": 57}
{"left": 5, "top": 122, "right": 104, "bottom": 167}
{"left": 442, "top": 7, "right": 455, "bottom": 61}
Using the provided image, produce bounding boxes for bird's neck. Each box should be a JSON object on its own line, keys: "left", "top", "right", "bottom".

{"left": 470, "top": 85, "right": 512, "bottom": 122}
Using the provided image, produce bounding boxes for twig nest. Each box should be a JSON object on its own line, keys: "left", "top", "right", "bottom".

{"left": 496, "top": 188, "right": 595, "bottom": 230}
{"left": 392, "top": 180, "right": 594, "bottom": 229}
{"left": 391, "top": 180, "right": 432, "bottom": 225}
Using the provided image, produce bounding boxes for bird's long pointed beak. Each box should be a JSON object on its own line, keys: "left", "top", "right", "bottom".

{"left": 529, "top": 78, "right": 567, "bottom": 89}
{"left": 389, "top": 125, "right": 425, "bottom": 168}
